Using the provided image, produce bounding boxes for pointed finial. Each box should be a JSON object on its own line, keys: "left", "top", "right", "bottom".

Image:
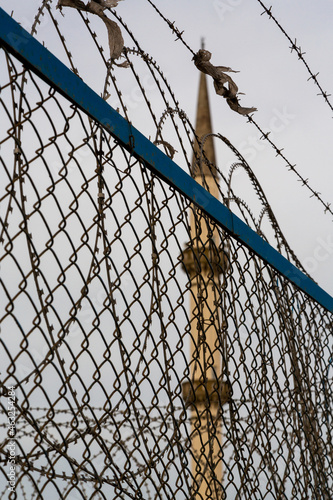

{"left": 201, "top": 37, "right": 205, "bottom": 50}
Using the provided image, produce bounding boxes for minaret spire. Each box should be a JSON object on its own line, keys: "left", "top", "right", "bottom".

{"left": 182, "top": 41, "right": 230, "bottom": 500}
{"left": 192, "top": 59, "right": 217, "bottom": 177}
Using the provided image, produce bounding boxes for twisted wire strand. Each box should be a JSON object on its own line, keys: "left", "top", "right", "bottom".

{"left": 145, "top": 0, "right": 333, "bottom": 221}
{"left": 1, "top": 3, "right": 333, "bottom": 499}
{"left": 257, "top": 0, "right": 333, "bottom": 115}
{"left": 144, "top": 0, "right": 196, "bottom": 57}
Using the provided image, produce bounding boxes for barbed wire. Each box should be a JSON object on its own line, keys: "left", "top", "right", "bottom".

{"left": 246, "top": 114, "right": 333, "bottom": 217}
{"left": 144, "top": 0, "right": 333, "bottom": 221}
{"left": 106, "top": 9, "right": 314, "bottom": 276}
{"left": 145, "top": 0, "right": 196, "bottom": 57}
{"left": 1, "top": 3, "right": 333, "bottom": 499}
{"left": 257, "top": 0, "right": 333, "bottom": 115}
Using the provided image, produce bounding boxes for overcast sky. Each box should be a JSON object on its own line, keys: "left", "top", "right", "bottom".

{"left": 3, "top": 0, "right": 333, "bottom": 296}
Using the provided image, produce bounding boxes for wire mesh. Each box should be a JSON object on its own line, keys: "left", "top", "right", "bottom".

{"left": 1, "top": 25, "right": 333, "bottom": 500}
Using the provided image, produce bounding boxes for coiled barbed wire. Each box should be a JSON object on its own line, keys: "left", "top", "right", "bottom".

{"left": 2, "top": 4, "right": 333, "bottom": 499}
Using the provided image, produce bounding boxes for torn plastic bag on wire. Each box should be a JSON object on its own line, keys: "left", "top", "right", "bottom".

{"left": 193, "top": 49, "right": 257, "bottom": 116}
{"left": 57, "top": 0, "right": 128, "bottom": 65}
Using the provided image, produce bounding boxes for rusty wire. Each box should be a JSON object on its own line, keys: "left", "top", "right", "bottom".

{"left": 144, "top": 0, "right": 333, "bottom": 221}
{"left": 257, "top": 0, "right": 333, "bottom": 116}
{"left": 1, "top": 3, "right": 333, "bottom": 500}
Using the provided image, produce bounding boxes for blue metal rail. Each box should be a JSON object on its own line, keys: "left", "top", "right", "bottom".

{"left": 1, "top": 7, "right": 333, "bottom": 313}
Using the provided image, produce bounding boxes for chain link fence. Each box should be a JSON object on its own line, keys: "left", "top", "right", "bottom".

{"left": 1, "top": 12, "right": 333, "bottom": 500}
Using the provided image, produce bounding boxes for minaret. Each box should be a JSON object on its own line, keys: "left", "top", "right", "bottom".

{"left": 182, "top": 44, "right": 230, "bottom": 500}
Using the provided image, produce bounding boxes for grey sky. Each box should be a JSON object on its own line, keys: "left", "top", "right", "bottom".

{"left": 3, "top": 0, "right": 333, "bottom": 295}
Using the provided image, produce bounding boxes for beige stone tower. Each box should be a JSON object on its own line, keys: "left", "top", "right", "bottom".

{"left": 182, "top": 67, "right": 229, "bottom": 499}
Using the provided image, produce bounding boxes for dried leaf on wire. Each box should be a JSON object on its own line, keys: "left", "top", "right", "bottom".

{"left": 193, "top": 49, "right": 257, "bottom": 116}
{"left": 56, "top": 0, "right": 126, "bottom": 62}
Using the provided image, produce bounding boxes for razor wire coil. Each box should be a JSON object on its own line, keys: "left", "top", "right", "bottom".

{"left": 0, "top": 4, "right": 333, "bottom": 500}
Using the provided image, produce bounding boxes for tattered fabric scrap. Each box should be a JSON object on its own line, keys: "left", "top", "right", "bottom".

{"left": 193, "top": 49, "right": 257, "bottom": 116}
{"left": 56, "top": 0, "right": 125, "bottom": 62}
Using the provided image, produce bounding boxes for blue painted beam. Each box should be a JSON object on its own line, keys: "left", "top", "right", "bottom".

{"left": 1, "top": 7, "right": 333, "bottom": 313}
